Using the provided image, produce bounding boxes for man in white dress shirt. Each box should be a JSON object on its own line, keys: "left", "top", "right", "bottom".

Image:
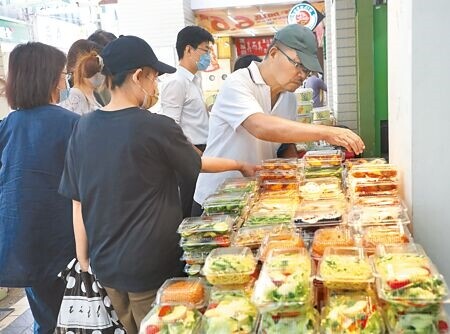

{"left": 160, "top": 26, "right": 214, "bottom": 152}
{"left": 193, "top": 24, "right": 365, "bottom": 214}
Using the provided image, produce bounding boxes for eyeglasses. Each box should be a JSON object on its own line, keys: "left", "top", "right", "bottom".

{"left": 276, "top": 47, "right": 311, "bottom": 75}
{"left": 196, "top": 46, "right": 211, "bottom": 54}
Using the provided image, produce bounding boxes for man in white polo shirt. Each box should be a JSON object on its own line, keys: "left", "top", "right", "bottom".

{"left": 193, "top": 24, "right": 364, "bottom": 212}
{"left": 160, "top": 26, "right": 214, "bottom": 152}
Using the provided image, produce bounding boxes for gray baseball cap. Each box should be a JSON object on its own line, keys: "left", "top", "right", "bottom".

{"left": 274, "top": 24, "right": 322, "bottom": 72}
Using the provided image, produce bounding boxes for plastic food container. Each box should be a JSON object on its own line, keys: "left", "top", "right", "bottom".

{"left": 181, "top": 250, "right": 210, "bottom": 265}
{"left": 349, "top": 164, "right": 398, "bottom": 180}
{"left": 299, "top": 177, "right": 343, "bottom": 200}
{"left": 257, "top": 169, "right": 298, "bottom": 182}
{"left": 304, "top": 150, "right": 343, "bottom": 169}
{"left": 350, "top": 195, "right": 402, "bottom": 208}
{"left": 311, "top": 227, "right": 354, "bottom": 258}
{"left": 139, "top": 304, "right": 202, "bottom": 334}
{"left": 311, "top": 107, "right": 331, "bottom": 121}
{"left": 305, "top": 166, "right": 343, "bottom": 179}
{"left": 258, "top": 307, "right": 318, "bottom": 334}
{"left": 203, "top": 192, "right": 249, "bottom": 215}
{"left": 202, "top": 247, "right": 257, "bottom": 286}
{"left": 217, "top": 177, "right": 257, "bottom": 194}
{"left": 320, "top": 291, "right": 385, "bottom": 334}
{"left": 155, "top": 277, "right": 208, "bottom": 309}
{"left": 252, "top": 248, "right": 312, "bottom": 311}
{"left": 295, "top": 88, "right": 313, "bottom": 102}
{"left": 202, "top": 289, "right": 258, "bottom": 334}
{"left": 258, "top": 232, "right": 305, "bottom": 262}
{"left": 233, "top": 224, "right": 296, "bottom": 249}
{"left": 317, "top": 247, "right": 373, "bottom": 290}
{"left": 344, "top": 157, "right": 387, "bottom": 171}
{"left": 347, "top": 205, "right": 410, "bottom": 227}
{"left": 178, "top": 215, "right": 235, "bottom": 238}
{"left": 260, "top": 179, "right": 298, "bottom": 192}
{"left": 295, "top": 199, "right": 346, "bottom": 226}
{"left": 184, "top": 264, "right": 202, "bottom": 277}
{"left": 245, "top": 209, "right": 294, "bottom": 227}
{"left": 297, "top": 114, "right": 312, "bottom": 123}
{"left": 252, "top": 198, "right": 299, "bottom": 212}
{"left": 261, "top": 158, "right": 298, "bottom": 171}
{"left": 381, "top": 301, "right": 448, "bottom": 334}
{"left": 349, "top": 178, "right": 399, "bottom": 197}
{"left": 373, "top": 244, "right": 448, "bottom": 304}
{"left": 361, "top": 224, "right": 411, "bottom": 252}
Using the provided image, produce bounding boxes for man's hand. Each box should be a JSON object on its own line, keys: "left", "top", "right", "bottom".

{"left": 239, "top": 162, "right": 260, "bottom": 177}
{"left": 323, "top": 127, "right": 365, "bottom": 155}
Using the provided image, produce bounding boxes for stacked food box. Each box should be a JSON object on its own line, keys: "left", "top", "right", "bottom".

{"left": 295, "top": 87, "right": 314, "bottom": 124}
{"left": 138, "top": 154, "right": 449, "bottom": 334}
{"left": 311, "top": 106, "right": 334, "bottom": 126}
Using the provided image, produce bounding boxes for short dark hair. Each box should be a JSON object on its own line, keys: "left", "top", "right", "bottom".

{"left": 233, "top": 54, "right": 262, "bottom": 72}
{"left": 102, "top": 66, "right": 153, "bottom": 90}
{"left": 6, "top": 42, "right": 66, "bottom": 110}
{"left": 88, "top": 29, "right": 117, "bottom": 48}
{"left": 67, "top": 39, "right": 102, "bottom": 74}
{"left": 176, "top": 26, "right": 214, "bottom": 60}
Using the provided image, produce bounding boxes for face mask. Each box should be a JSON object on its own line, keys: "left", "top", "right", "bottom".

{"left": 88, "top": 73, "right": 105, "bottom": 88}
{"left": 139, "top": 84, "right": 158, "bottom": 109}
{"left": 58, "top": 77, "right": 70, "bottom": 102}
{"left": 197, "top": 53, "right": 211, "bottom": 71}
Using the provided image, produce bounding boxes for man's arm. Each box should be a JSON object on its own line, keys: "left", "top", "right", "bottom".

{"left": 242, "top": 113, "right": 364, "bottom": 155}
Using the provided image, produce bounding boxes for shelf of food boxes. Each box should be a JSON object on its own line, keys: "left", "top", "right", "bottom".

{"left": 294, "top": 88, "right": 335, "bottom": 126}
{"left": 138, "top": 154, "right": 449, "bottom": 334}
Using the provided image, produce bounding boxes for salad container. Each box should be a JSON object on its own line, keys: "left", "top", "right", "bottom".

{"left": 217, "top": 177, "right": 257, "bottom": 194}
{"left": 295, "top": 88, "right": 314, "bottom": 102}
{"left": 155, "top": 277, "right": 208, "bottom": 309}
{"left": 202, "top": 192, "right": 249, "bottom": 215}
{"left": 261, "top": 158, "right": 298, "bottom": 171}
{"left": 348, "top": 205, "right": 410, "bottom": 227}
{"left": 295, "top": 199, "right": 346, "bottom": 226}
{"left": 233, "top": 224, "right": 296, "bottom": 249}
{"left": 311, "top": 227, "right": 355, "bottom": 258}
{"left": 299, "top": 177, "right": 343, "bottom": 200}
{"left": 202, "top": 247, "right": 257, "bottom": 286}
{"left": 317, "top": 247, "right": 374, "bottom": 290}
{"left": 258, "top": 307, "right": 318, "bottom": 334}
{"left": 257, "top": 232, "right": 305, "bottom": 262}
{"left": 303, "top": 150, "right": 343, "bottom": 169}
{"left": 140, "top": 304, "right": 201, "bottom": 334}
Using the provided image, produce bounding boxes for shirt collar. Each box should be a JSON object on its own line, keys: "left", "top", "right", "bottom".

{"left": 177, "top": 65, "right": 196, "bottom": 82}
{"left": 248, "top": 61, "right": 267, "bottom": 85}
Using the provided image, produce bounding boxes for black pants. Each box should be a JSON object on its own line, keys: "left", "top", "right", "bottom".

{"left": 191, "top": 200, "right": 203, "bottom": 217}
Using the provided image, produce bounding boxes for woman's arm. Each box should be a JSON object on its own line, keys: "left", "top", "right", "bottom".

{"left": 201, "top": 157, "right": 259, "bottom": 177}
{"left": 73, "top": 200, "right": 89, "bottom": 272}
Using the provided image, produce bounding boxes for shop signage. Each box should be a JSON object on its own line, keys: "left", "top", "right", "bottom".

{"left": 0, "top": 19, "right": 31, "bottom": 43}
{"left": 235, "top": 36, "right": 274, "bottom": 57}
{"left": 287, "top": 2, "right": 324, "bottom": 30}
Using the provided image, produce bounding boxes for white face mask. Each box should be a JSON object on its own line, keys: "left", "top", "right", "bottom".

{"left": 88, "top": 73, "right": 105, "bottom": 88}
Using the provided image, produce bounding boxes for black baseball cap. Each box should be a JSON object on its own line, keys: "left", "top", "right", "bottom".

{"left": 101, "top": 35, "right": 176, "bottom": 75}
{"left": 275, "top": 24, "right": 322, "bottom": 73}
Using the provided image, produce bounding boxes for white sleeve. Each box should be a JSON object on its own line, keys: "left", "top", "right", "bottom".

{"left": 286, "top": 93, "right": 297, "bottom": 122}
{"left": 213, "top": 75, "right": 264, "bottom": 131}
{"left": 160, "top": 78, "right": 185, "bottom": 124}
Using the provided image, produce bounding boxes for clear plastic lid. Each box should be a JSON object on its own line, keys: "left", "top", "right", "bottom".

{"left": 258, "top": 190, "right": 300, "bottom": 201}
{"left": 295, "top": 88, "right": 314, "bottom": 102}
{"left": 260, "top": 179, "right": 299, "bottom": 192}
{"left": 179, "top": 232, "right": 232, "bottom": 248}
{"left": 233, "top": 224, "right": 296, "bottom": 249}
{"left": 303, "top": 150, "right": 343, "bottom": 168}
{"left": 360, "top": 224, "right": 412, "bottom": 251}
{"left": 202, "top": 289, "right": 258, "bottom": 334}
{"left": 139, "top": 304, "right": 202, "bottom": 334}
{"left": 178, "top": 215, "right": 235, "bottom": 236}
{"left": 297, "top": 103, "right": 314, "bottom": 115}
{"left": 258, "top": 307, "right": 318, "bottom": 334}
{"left": 181, "top": 250, "right": 210, "bottom": 264}
{"left": 344, "top": 157, "right": 387, "bottom": 170}
{"left": 217, "top": 177, "right": 257, "bottom": 193}
{"left": 311, "top": 108, "right": 331, "bottom": 121}
{"left": 202, "top": 247, "right": 257, "bottom": 286}
{"left": 305, "top": 166, "right": 343, "bottom": 179}
{"left": 257, "top": 232, "right": 305, "bottom": 262}
{"left": 320, "top": 291, "right": 385, "bottom": 334}
{"left": 296, "top": 114, "right": 312, "bottom": 123}
{"left": 202, "top": 192, "right": 249, "bottom": 215}
{"left": 348, "top": 205, "right": 410, "bottom": 226}
{"left": 311, "top": 227, "right": 354, "bottom": 258}
{"left": 184, "top": 263, "right": 202, "bottom": 276}
{"left": 295, "top": 199, "right": 346, "bottom": 226}
{"left": 299, "top": 177, "right": 343, "bottom": 200}
{"left": 245, "top": 209, "right": 294, "bottom": 227}
{"left": 317, "top": 247, "right": 374, "bottom": 289}
{"left": 350, "top": 195, "right": 402, "bottom": 208}
{"left": 156, "top": 277, "right": 208, "bottom": 309}
{"left": 261, "top": 158, "right": 298, "bottom": 171}
{"left": 349, "top": 164, "right": 398, "bottom": 179}
{"left": 252, "top": 248, "right": 312, "bottom": 311}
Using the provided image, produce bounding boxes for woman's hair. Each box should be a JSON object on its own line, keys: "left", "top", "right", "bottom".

{"left": 73, "top": 51, "right": 103, "bottom": 87}
{"left": 102, "top": 66, "right": 152, "bottom": 90}
{"left": 6, "top": 42, "right": 66, "bottom": 110}
{"left": 87, "top": 29, "right": 117, "bottom": 48}
{"left": 67, "top": 39, "right": 102, "bottom": 74}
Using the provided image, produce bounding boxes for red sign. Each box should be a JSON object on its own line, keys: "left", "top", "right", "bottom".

{"left": 235, "top": 36, "right": 274, "bottom": 57}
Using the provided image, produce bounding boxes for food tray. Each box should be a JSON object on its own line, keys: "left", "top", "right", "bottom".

{"left": 139, "top": 304, "right": 201, "bottom": 334}
{"left": 156, "top": 277, "right": 208, "bottom": 309}
{"left": 311, "top": 227, "right": 354, "bottom": 258}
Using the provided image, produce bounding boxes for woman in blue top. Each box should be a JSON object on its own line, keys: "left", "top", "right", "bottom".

{"left": 0, "top": 42, "right": 79, "bottom": 334}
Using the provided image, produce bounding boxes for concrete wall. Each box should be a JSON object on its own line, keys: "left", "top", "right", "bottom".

{"left": 388, "top": 0, "right": 450, "bottom": 298}
{"left": 325, "top": 0, "right": 358, "bottom": 132}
